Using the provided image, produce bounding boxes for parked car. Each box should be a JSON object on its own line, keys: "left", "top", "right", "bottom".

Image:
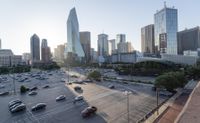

{"left": 0, "top": 84, "right": 5, "bottom": 89}
{"left": 56, "top": 95, "right": 66, "bottom": 101}
{"left": 42, "top": 85, "right": 50, "bottom": 89}
{"left": 74, "top": 86, "right": 82, "bottom": 91}
{"left": 9, "top": 102, "right": 22, "bottom": 111}
{"left": 31, "top": 103, "right": 46, "bottom": 111}
{"left": 0, "top": 91, "right": 9, "bottom": 96}
{"left": 108, "top": 85, "right": 115, "bottom": 89}
{"left": 74, "top": 95, "right": 83, "bottom": 102}
{"left": 81, "top": 106, "right": 97, "bottom": 118}
{"left": 8, "top": 99, "right": 22, "bottom": 108}
{"left": 30, "top": 87, "right": 38, "bottom": 91}
{"left": 28, "top": 91, "right": 37, "bottom": 96}
{"left": 10, "top": 103, "right": 26, "bottom": 113}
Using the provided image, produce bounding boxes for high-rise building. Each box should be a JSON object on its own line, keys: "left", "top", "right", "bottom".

{"left": 90, "top": 48, "right": 98, "bottom": 63}
{"left": 41, "top": 39, "right": 51, "bottom": 63}
{"left": 177, "top": 27, "right": 200, "bottom": 54}
{"left": 80, "top": 31, "right": 91, "bottom": 63}
{"left": 154, "top": 3, "right": 178, "bottom": 54}
{"left": 116, "top": 34, "right": 126, "bottom": 49}
{"left": 30, "top": 34, "right": 40, "bottom": 62}
{"left": 54, "top": 44, "right": 65, "bottom": 63}
{"left": 22, "top": 53, "right": 31, "bottom": 65}
{"left": 141, "top": 24, "right": 155, "bottom": 53}
{"left": 117, "top": 42, "right": 133, "bottom": 53}
{"left": 98, "top": 34, "right": 109, "bottom": 57}
{"left": 109, "top": 39, "right": 116, "bottom": 54}
{"left": 66, "top": 7, "right": 85, "bottom": 61}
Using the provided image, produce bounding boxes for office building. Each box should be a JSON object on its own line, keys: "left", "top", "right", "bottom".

{"left": 90, "top": 48, "right": 98, "bottom": 63}
{"left": 117, "top": 42, "right": 133, "bottom": 53}
{"left": 177, "top": 27, "right": 200, "bottom": 54}
{"left": 41, "top": 39, "right": 51, "bottom": 63}
{"left": 80, "top": 31, "right": 91, "bottom": 63}
{"left": 0, "top": 49, "right": 22, "bottom": 67}
{"left": 116, "top": 34, "right": 126, "bottom": 50}
{"left": 154, "top": 3, "right": 178, "bottom": 54}
{"left": 22, "top": 53, "right": 31, "bottom": 65}
{"left": 109, "top": 39, "right": 116, "bottom": 54}
{"left": 65, "top": 7, "right": 85, "bottom": 61}
{"left": 30, "top": 34, "right": 40, "bottom": 62}
{"left": 97, "top": 33, "right": 109, "bottom": 57}
{"left": 141, "top": 24, "right": 155, "bottom": 53}
{"left": 54, "top": 44, "right": 65, "bottom": 63}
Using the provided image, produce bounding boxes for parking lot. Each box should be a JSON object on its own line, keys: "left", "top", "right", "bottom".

{"left": 0, "top": 68, "right": 168, "bottom": 123}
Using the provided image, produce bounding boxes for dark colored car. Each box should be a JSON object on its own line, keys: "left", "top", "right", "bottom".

{"left": 81, "top": 106, "right": 97, "bottom": 118}
{"left": 74, "top": 86, "right": 81, "bottom": 91}
{"left": 30, "top": 87, "right": 38, "bottom": 91}
{"left": 108, "top": 85, "right": 115, "bottom": 89}
{"left": 43, "top": 85, "right": 50, "bottom": 89}
{"left": 10, "top": 103, "right": 26, "bottom": 113}
{"left": 0, "top": 91, "right": 9, "bottom": 96}
{"left": 31, "top": 103, "right": 46, "bottom": 111}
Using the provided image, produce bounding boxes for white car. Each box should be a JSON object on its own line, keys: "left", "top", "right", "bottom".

{"left": 28, "top": 91, "right": 37, "bottom": 96}
{"left": 56, "top": 95, "right": 66, "bottom": 101}
{"left": 74, "top": 95, "right": 83, "bottom": 101}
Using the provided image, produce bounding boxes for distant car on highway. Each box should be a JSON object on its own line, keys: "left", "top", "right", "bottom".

{"left": 81, "top": 106, "right": 97, "bottom": 118}
{"left": 10, "top": 103, "right": 26, "bottom": 113}
{"left": 31, "top": 103, "right": 46, "bottom": 111}
{"left": 56, "top": 95, "right": 66, "bottom": 101}
{"left": 28, "top": 91, "right": 37, "bottom": 96}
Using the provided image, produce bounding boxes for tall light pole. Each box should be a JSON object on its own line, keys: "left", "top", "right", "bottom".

{"left": 156, "top": 87, "right": 159, "bottom": 115}
{"left": 124, "top": 91, "right": 132, "bottom": 123}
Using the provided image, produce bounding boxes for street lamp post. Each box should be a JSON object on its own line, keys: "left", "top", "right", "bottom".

{"left": 124, "top": 91, "right": 132, "bottom": 123}
{"left": 156, "top": 87, "right": 159, "bottom": 115}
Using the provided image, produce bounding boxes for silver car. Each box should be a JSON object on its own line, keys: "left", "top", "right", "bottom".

{"left": 10, "top": 103, "right": 26, "bottom": 113}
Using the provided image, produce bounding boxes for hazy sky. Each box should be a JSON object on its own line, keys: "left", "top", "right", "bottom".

{"left": 0, "top": 0, "right": 200, "bottom": 55}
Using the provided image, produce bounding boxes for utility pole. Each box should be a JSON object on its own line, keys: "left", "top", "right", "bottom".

{"left": 127, "top": 93, "right": 130, "bottom": 123}
{"left": 156, "top": 87, "right": 159, "bottom": 115}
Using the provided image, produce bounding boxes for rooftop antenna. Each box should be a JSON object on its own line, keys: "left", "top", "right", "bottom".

{"left": 164, "top": 1, "right": 167, "bottom": 8}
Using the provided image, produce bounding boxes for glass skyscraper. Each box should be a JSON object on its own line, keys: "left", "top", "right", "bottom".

{"left": 66, "top": 7, "right": 85, "bottom": 60}
{"left": 154, "top": 5, "right": 178, "bottom": 54}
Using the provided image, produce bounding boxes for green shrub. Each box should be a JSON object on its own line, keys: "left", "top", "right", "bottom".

{"left": 20, "top": 85, "right": 27, "bottom": 93}
{"left": 87, "top": 71, "right": 101, "bottom": 81}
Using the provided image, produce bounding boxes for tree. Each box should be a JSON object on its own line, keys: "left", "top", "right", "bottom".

{"left": 87, "top": 71, "right": 101, "bottom": 81}
{"left": 155, "top": 72, "right": 187, "bottom": 92}
{"left": 20, "top": 85, "right": 27, "bottom": 93}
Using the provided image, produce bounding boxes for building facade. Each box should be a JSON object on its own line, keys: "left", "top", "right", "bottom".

{"left": 0, "top": 49, "right": 22, "bottom": 67}
{"left": 117, "top": 42, "right": 133, "bottom": 53}
{"left": 98, "top": 34, "right": 109, "bottom": 58}
{"left": 30, "top": 34, "right": 40, "bottom": 62}
{"left": 22, "top": 53, "right": 31, "bottom": 65}
{"left": 80, "top": 31, "right": 91, "bottom": 63}
{"left": 177, "top": 27, "right": 200, "bottom": 54}
{"left": 66, "top": 7, "right": 85, "bottom": 61}
{"left": 54, "top": 44, "right": 65, "bottom": 63}
{"left": 41, "top": 39, "right": 51, "bottom": 63}
{"left": 141, "top": 24, "right": 155, "bottom": 53}
{"left": 154, "top": 4, "right": 178, "bottom": 54}
{"left": 109, "top": 39, "right": 116, "bottom": 54}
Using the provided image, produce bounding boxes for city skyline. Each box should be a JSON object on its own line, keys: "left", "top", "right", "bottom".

{"left": 0, "top": 0, "right": 200, "bottom": 55}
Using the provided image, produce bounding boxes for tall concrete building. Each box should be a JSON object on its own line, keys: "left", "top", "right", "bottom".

{"left": 30, "top": 34, "right": 40, "bottom": 62}
{"left": 177, "top": 27, "right": 200, "bottom": 54}
{"left": 22, "top": 53, "right": 31, "bottom": 65}
{"left": 141, "top": 24, "right": 155, "bottom": 53}
{"left": 41, "top": 39, "right": 51, "bottom": 63}
{"left": 116, "top": 34, "right": 126, "bottom": 50}
{"left": 65, "top": 7, "right": 85, "bottom": 61}
{"left": 54, "top": 44, "right": 65, "bottom": 63}
{"left": 80, "top": 31, "right": 91, "bottom": 63}
{"left": 109, "top": 39, "right": 116, "bottom": 54}
{"left": 117, "top": 42, "right": 133, "bottom": 53}
{"left": 98, "top": 34, "right": 109, "bottom": 62}
{"left": 154, "top": 3, "right": 178, "bottom": 54}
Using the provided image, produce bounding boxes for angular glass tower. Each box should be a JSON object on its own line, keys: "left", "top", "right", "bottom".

{"left": 154, "top": 5, "right": 178, "bottom": 55}
{"left": 66, "top": 8, "right": 85, "bottom": 60}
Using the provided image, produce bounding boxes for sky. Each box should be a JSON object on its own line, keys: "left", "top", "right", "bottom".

{"left": 0, "top": 0, "right": 200, "bottom": 55}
